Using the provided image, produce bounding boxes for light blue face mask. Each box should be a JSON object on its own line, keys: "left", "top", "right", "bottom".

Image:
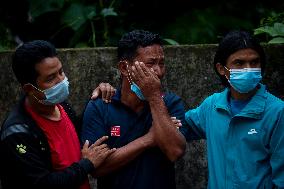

{"left": 125, "top": 63, "right": 146, "bottom": 100}
{"left": 33, "top": 77, "right": 69, "bottom": 105}
{"left": 130, "top": 82, "right": 146, "bottom": 100}
{"left": 225, "top": 67, "right": 262, "bottom": 93}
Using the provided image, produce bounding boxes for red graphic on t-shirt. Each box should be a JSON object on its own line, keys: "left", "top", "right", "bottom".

{"left": 111, "top": 126, "right": 120, "bottom": 137}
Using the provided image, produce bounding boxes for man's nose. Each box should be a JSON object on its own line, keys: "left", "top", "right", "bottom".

{"left": 152, "top": 64, "right": 161, "bottom": 75}
{"left": 244, "top": 62, "right": 253, "bottom": 68}
{"left": 56, "top": 74, "right": 65, "bottom": 84}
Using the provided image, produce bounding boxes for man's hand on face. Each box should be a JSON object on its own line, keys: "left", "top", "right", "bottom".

{"left": 131, "top": 61, "right": 162, "bottom": 101}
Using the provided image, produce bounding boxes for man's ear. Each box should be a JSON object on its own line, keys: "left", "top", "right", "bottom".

{"left": 118, "top": 60, "right": 129, "bottom": 77}
{"left": 216, "top": 63, "right": 226, "bottom": 76}
{"left": 22, "top": 83, "right": 36, "bottom": 95}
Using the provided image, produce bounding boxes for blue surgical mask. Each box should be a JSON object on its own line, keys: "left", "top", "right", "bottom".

{"left": 33, "top": 77, "right": 69, "bottom": 105}
{"left": 225, "top": 67, "right": 262, "bottom": 93}
{"left": 130, "top": 83, "right": 146, "bottom": 100}
{"left": 125, "top": 63, "right": 146, "bottom": 101}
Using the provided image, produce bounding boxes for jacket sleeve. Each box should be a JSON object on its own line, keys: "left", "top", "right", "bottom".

{"left": 180, "top": 95, "right": 214, "bottom": 141}
{"left": 270, "top": 108, "right": 284, "bottom": 187}
{"left": 0, "top": 124, "right": 94, "bottom": 189}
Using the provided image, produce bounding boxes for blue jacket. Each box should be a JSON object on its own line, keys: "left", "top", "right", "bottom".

{"left": 181, "top": 84, "right": 284, "bottom": 189}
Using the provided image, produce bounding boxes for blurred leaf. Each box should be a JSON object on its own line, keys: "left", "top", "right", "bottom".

{"left": 163, "top": 38, "right": 179, "bottom": 45}
{"left": 29, "top": 0, "right": 65, "bottom": 18}
{"left": 101, "top": 8, "right": 118, "bottom": 17}
{"left": 67, "top": 22, "right": 88, "bottom": 47}
{"left": 62, "top": 4, "right": 96, "bottom": 31}
{"left": 273, "top": 22, "right": 284, "bottom": 36}
{"left": 90, "top": 22, "right": 96, "bottom": 47}
{"left": 75, "top": 42, "right": 89, "bottom": 48}
{"left": 254, "top": 26, "right": 278, "bottom": 36}
{"left": 254, "top": 23, "right": 284, "bottom": 36}
{"left": 268, "top": 37, "right": 284, "bottom": 43}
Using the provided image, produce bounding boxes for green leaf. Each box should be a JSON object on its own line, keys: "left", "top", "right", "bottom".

{"left": 254, "top": 27, "right": 267, "bottom": 35}
{"left": 254, "top": 26, "right": 277, "bottom": 36}
{"left": 268, "top": 37, "right": 284, "bottom": 44}
{"left": 163, "top": 38, "right": 179, "bottom": 45}
{"left": 254, "top": 23, "right": 284, "bottom": 37}
{"left": 273, "top": 23, "right": 284, "bottom": 36}
{"left": 84, "top": 6, "right": 97, "bottom": 20}
{"left": 62, "top": 4, "right": 85, "bottom": 31}
{"left": 28, "top": 0, "right": 65, "bottom": 18}
{"left": 100, "top": 8, "right": 118, "bottom": 17}
{"left": 62, "top": 4, "right": 97, "bottom": 31}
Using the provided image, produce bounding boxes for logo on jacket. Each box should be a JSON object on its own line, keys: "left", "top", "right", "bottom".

{"left": 111, "top": 126, "right": 121, "bottom": 137}
{"left": 16, "top": 144, "right": 27, "bottom": 154}
{"left": 248, "top": 128, "right": 258, "bottom": 135}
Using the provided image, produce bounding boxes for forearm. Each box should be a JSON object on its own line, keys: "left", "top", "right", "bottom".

{"left": 37, "top": 160, "right": 93, "bottom": 189}
{"left": 148, "top": 96, "right": 186, "bottom": 161}
{"left": 93, "top": 134, "right": 153, "bottom": 177}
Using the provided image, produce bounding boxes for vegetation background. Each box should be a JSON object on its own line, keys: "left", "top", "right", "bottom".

{"left": 0, "top": 0, "right": 283, "bottom": 50}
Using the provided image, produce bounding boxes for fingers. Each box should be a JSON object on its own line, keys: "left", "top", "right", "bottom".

{"left": 171, "top": 117, "right": 182, "bottom": 129}
{"left": 102, "top": 84, "right": 110, "bottom": 102}
{"left": 91, "top": 88, "right": 100, "bottom": 100}
{"left": 93, "top": 136, "right": 109, "bottom": 146}
{"left": 91, "top": 83, "right": 116, "bottom": 103}
{"left": 137, "top": 61, "right": 151, "bottom": 77}
{"left": 103, "top": 84, "right": 116, "bottom": 103}
{"left": 90, "top": 143, "right": 108, "bottom": 149}
{"left": 131, "top": 61, "right": 147, "bottom": 82}
{"left": 83, "top": 140, "right": 90, "bottom": 150}
{"left": 105, "top": 147, "right": 116, "bottom": 156}
{"left": 81, "top": 140, "right": 89, "bottom": 158}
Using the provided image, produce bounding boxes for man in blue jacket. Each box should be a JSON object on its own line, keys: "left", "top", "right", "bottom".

{"left": 181, "top": 30, "right": 284, "bottom": 188}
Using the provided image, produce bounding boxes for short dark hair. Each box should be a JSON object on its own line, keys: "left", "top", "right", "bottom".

{"left": 117, "top": 30, "right": 163, "bottom": 61}
{"left": 12, "top": 40, "right": 57, "bottom": 86}
{"left": 213, "top": 30, "right": 266, "bottom": 87}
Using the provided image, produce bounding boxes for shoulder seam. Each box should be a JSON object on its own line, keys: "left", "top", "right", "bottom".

{"left": 1, "top": 124, "right": 30, "bottom": 141}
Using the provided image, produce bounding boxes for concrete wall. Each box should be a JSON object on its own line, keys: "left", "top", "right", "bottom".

{"left": 0, "top": 44, "right": 283, "bottom": 189}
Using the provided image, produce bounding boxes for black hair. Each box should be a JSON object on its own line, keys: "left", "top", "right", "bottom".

{"left": 12, "top": 40, "right": 57, "bottom": 86}
{"left": 213, "top": 30, "right": 266, "bottom": 87}
{"left": 117, "top": 29, "right": 163, "bottom": 61}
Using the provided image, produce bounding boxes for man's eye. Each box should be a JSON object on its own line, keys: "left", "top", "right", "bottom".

{"left": 46, "top": 77, "right": 55, "bottom": 83}
{"left": 235, "top": 60, "right": 243, "bottom": 65}
{"left": 251, "top": 60, "right": 260, "bottom": 65}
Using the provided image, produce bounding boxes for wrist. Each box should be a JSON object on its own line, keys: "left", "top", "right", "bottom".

{"left": 147, "top": 94, "right": 163, "bottom": 105}
{"left": 141, "top": 134, "right": 155, "bottom": 149}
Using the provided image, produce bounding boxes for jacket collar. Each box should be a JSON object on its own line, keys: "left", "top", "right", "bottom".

{"left": 215, "top": 84, "right": 267, "bottom": 119}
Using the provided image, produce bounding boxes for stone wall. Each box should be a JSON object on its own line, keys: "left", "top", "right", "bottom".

{"left": 0, "top": 44, "right": 283, "bottom": 189}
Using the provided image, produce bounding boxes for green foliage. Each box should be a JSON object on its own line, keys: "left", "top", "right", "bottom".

{"left": 163, "top": 38, "right": 179, "bottom": 45}
{"left": 254, "top": 12, "right": 284, "bottom": 44}
{"left": 162, "top": 8, "right": 254, "bottom": 44}
{"left": 28, "top": 0, "right": 119, "bottom": 47}
{"left": 29, "top": 0, "right": 65, "bottom": 18}
{"left": 0, "top": 23, "right": 16, "bottom": 51}
{"left": 1, "top": 1, "right": 283, "bottom": 48}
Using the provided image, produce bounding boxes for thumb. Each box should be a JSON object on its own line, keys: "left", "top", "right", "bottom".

{"left": 83, "top": 140, "right": 89, "bottom": 150}
{"left": 91, "top": 88, "right": 100, "bottom": 99}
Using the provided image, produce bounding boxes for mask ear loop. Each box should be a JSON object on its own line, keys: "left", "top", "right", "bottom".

{"left": 223, "top": 66, "right": 230, "bottom": 81}
{"left": 125, "top": 62, "right": 134, "bottom": 85}
{"left": 27, "top": 83, "right": 46, "bottom": 104}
